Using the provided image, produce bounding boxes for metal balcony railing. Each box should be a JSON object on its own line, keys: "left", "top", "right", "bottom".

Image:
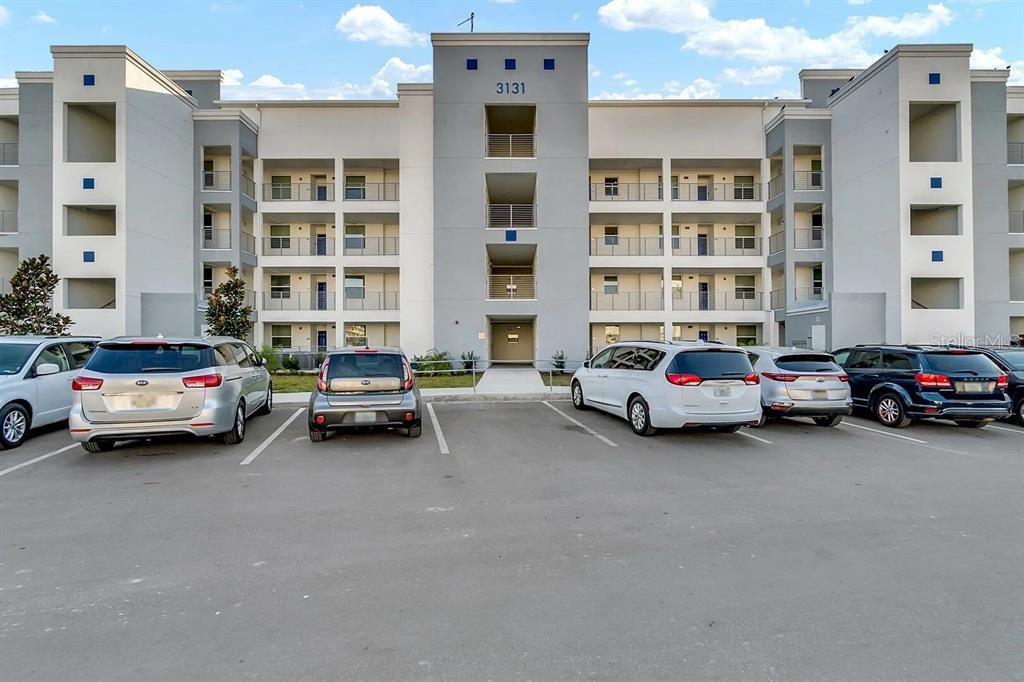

{"left": 795, "top": 286, "right": 824, "bottom": 302}
{"left": 794, "top": 228, "right": 824, "bottom": 249}
{"left": 263, "top": 182, "right": 335, "bottom": 202}
{"left": 673, "top": 183, "right": 761, "bottom": 201}
{"left": 769, "top": 232, "right": 785, "bottom": 254}
{"left": 767, "top": 174, "right": 784, "bottom": 198}
{"left": 344, "top": 291, "right": 400, "bottom": 310}
{"left": 590, "top": 236, "right": 663, "bottom": 256}
{"left": 1009, "top": 141, "right": 1024, "bottom": 165}
{"left": 0, "top": 143, "right": 17, "bottom": 166}
{"left": 486, "top": 133, "right": 535, "bottom": 158}
{"left": 770, "top": 289, "right": 785, "bottom": 310}
{"left": 343, "top": 183, "right": 399, "bottom": 201}
{"left": 672, "top": 291, "right": 764, "bottom": 311}
{"left": 0, "top": 209, "right": 16, "bottom": 233}
{"left": 240, "top": 232, "right": 257, "bottom": 254}
{"left": 488, "top": 204, "right": 535, "bottom": 229}
{"left": 589, "top": 183, "right": 662, "bottom": 201}
{"left": 672, "top": 237, "right": 761, "bottom": 257}
{"left": 240, "top": 174, "right": 256, "bottom": 199}
{"left": 201, "top": 170, "right": 230, "bottom": 191}
{"left": 1011, "top": 211, "right": 1024, "bottom": 234}
{"left": 343, "top": 236, "right": 399, "bottom": 256}
{"left": 488, "top": 274, "right": 536, "bottom": 300}
{"left": 202, "top": 228, "right": 231, "bottom": 250}
{"left": 1011, "top": 278, "right": 1024, "bottom": 302}
{"left": 591, "top": 291, "right": 663, "bottom": 311}
{"left": 793, "top": 170, "right": 824, "bottom": 191}
{"left": 262, "top": 236, "right": 336, "bottom": 257}
{"left": 263, "top": 291, "right": 336, "bottom": 311}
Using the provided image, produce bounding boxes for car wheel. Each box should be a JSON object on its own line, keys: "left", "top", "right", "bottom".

{"left": 954, "top": 420, "right": 989, "bottom": 429}
{"left": 220, "top": 403, "right": 246, "bottom": 444}
{"left": 406, "top": 424, "right": 422, "bottom": 438}
{"left": 257, "top": 384, "right": 273, "bottom": 416}
{"left": 0, "top": 403, "right": 30, "bottom": 449}
{"left": 309, "top": 428, "right": 329, "bottom": 443}
{"left": 713, "top": 424, "right": 742, "bottom": 433}
{"left": 813, "top": 414, "right": 843, "bottom": 427}
{"left": 751, "top": 411, "right": 769, "bottom": 428}
{"left": 571, "top": 381, "right": 588, "bottom": 410}
{"left": 81, "top": 440, "right": 115, "bottom": 453}
{"left": 875, "top": 394, "right": 911, "bottom": 428}
{"left": 627, "top": 396, "right": 656, "bottom": 436}
{"left": 1014, "top": 398, "right": 1024, "bottom": 426}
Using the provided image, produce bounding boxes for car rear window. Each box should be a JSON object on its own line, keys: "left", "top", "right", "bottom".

{"left": 924, "top": 352, "right": 1001, "bottom": 374}
{"left": 327, "top": 353, "right": 404, "bottom": 379}
{"left": 667, "top": 350, "right": 753, "bottom": 378}
{"left": 86, "top": 343, "right": 215, "bottom": 374}
{"left": 775, "top": 354, "right": 842, "bottom": 373}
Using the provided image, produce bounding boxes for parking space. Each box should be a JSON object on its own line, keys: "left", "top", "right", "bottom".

{"left": 2, "top": 400, "right": 1022, "bottom": 680}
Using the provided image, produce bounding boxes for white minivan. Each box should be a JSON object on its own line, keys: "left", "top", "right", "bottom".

{"left": 571, "top": 341, "right": 762, "bottom": 435}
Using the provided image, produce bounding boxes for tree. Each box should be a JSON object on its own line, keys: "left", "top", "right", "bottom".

{"left": 204, "top": 266, "right": 253, "bottom": 340}
{"left": 0, "top": 255, "right": 72, "bottom": 335}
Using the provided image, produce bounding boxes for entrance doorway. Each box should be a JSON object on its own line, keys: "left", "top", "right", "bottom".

{"left": 490, "top": 320, "right": 535, "bottom": 364}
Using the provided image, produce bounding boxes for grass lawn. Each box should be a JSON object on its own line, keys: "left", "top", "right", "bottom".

{"left": 271, "top": 372, "right": 481, "bottom": 393}
{"left": 540, "top": 372, "right": 574, "bottom": 386}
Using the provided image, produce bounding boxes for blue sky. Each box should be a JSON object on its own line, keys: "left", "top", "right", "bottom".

{"left": 0, "top": 0, "right": 1020, "bottom": 100}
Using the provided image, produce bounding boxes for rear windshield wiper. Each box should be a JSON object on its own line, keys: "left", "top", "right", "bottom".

{"left": 141, "top": 367, "right": 183, "bottom": 373}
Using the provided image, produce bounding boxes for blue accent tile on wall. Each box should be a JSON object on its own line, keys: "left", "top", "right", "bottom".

{"left": 930, "top": 177, "right": 942, "bottom": 189}
{"left": 543, "top": 58, "right": 555, "bottom": 70}
{"left": 466, "top": 58, "right": 478, "bottom": 70}
{"left": 83, "top": 251, "right": 95, "bottom": 263}
{"left": 928, "top": 73, "right": 940, "bottom": 85}
{"left": 931, "top": 250, "right": 943, "bottom": 262}
{"left": 82, "top": 177, "right": 95, "bottom": 189}
{"left": 505, "top": 58, "right": 516, "bottom": 70}
{"left": 505, "top": 230, "right": 517, "bottom": 242}
{"left": 83, "top": 74, "right": 95, "bottom": 86}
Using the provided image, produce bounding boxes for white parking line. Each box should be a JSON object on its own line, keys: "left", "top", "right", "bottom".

{"left": 986, "top": 424, "right": 1024, "bottom": 435}
{"left": 425, "top": 403, "right": 449, "bottom": 455}
{"left": 839, "top": 421, "right": 929, "bottom": 444}
{"left": 542, "top": 401, "right": 618, "bottom": 448}
{"left": 239, "top": 408, "right": 304, "bottom": 466}
{"left": 0, "top": 443, "right": 79, "bottom": 478}
{"left": 738, "top": 430, "right": 772, "bottom": 445}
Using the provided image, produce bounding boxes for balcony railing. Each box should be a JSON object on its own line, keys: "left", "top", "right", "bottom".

{"left": 344, "top": 291, "right": 400, "bottom": 310}
{"left": 673, "top": 183, "right": 761, "bottom": 202}
{"left": 202, "top": 228, "right": 231, "bottom": 250}
{"left": 770, "top": 289, "right": 785, "bottom": 310}
{"left": 488, "top": 204, "right": 535, "bottom": 229}
{"left": 202, "top": 288, "right": 256, "bottom": 308}
{"left": 672, "top": 237, "right": 761, "bottom": 257}
{"left": 1011, "top": 211, "right": 1024, "bottom": 234}
{"left": 241, "top": 174, "right": 256, "bottom": 199}
{"left": 0, "top": 142, "right": 18, "bottom": 166}
{"left": 201, "top": 170, "right": 230, "bottom": 191}
{"left": 343, "top": 236, "right": 399, "bottom": 256}
{"left": 343, "top": 183, "right": 399, "bottom": 201}
{"left": 795, "top": 286, "right": 824, "bottom": 302}
{"left": 263, "top": 291, "right": 336, "bottom": 311}
{"left": 769, "top": 232, "right": 784, "bottom": 254}
{"left": 768, "top": 174, "right": 784, "bottom": 198}
{"left": 262, "top": 236, "right": 336, "bottom": 257}
{"left": 794, "top": 228, "right": 824, "bottom": 249}
{"left": 591, "top": 291, "right": 663, "bottom": 311}
{"left": 589, "top": 183, "right": 662, "bottom": 201}
{"left": 1011, "top": 278, "right": 1024, "bottom": 302}
{"left": 488, "top": 274, "right": 536, "bottom": 299}
{"left": 590, "top": 236, "right": 663, "bottom": 256}
{"left": 793, "top": 170, "right": 824, "bottom": 191}
{"left": 672, "top": 291, "right": 763, "bottom": 311}
{"left": 262, "top": 183, "right": 335, "bottom": 202}
{"left": 486, "top": 133, "right": 535, "bottom": 158}
{"left": 240, "top": 232, "right": 257, "bottom": 255}
{"left": 0, "top": 209, "right": 16, "bottom": 233}
{"left": 1009, "top": 141, "right": 1024, "bottom": 165}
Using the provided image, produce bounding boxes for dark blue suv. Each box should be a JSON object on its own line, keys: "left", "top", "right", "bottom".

{"left": 831, "top": 345, "right": 1011, "bottom": 428}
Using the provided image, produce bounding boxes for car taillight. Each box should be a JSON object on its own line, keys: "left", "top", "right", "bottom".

{"left": 182, "top": 373, "right": 223, "bottom": 389}
{"left": 996, "top": 374, "right": 1008, "bottom": 389}
{"left": 72, "top": 376, "right": 103, "bottom": 391}
{"left": 666, "top": 373, "right": 702, "bottom": 386}
{"left": 317, "top": 358, "right": 330, "bottom": 393}
{"left": 837, "top": 374, "right": 849, "bottom": 382}
{"left": 762, "top": 372, "right": 799, "bottom": 382}
{"left": 915, "top": 372, "right": 951, "bottom": 388}
{"left": 744, "top": 372, "right": 760, "bottom": 385}
{"left": 402, "top": 357, "right": 414, "bottom": 391}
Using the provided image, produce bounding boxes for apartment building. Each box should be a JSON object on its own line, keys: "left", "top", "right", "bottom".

{"left": 0, "top": 36, "right": 1020, "bottom": 361}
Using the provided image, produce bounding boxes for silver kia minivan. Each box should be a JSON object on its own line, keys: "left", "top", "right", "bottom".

{"left": 68, "top": 337, "right": 272, "bottom": 452}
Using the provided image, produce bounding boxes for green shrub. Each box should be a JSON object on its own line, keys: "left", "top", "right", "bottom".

{"left": 259, "top": 345, "right": 282, "bottom": 372}
{"left": 412, "top": 348, "right": 453, "bottom": 377}
{"left": 551, "top": 350, "right": 566, "bottom": 371}
{"left": 314, "top": 351, "right": 326, "bottom": 367}
{"left": 281, "top": 354, "right": 300, "bottom": 371}
{"left": 460, "top": 350, "right": 480, "bottom": 372}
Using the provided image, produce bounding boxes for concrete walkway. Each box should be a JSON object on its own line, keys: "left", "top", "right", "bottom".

{"left": 474, "top": 368, "right": 547, "bottom": 394}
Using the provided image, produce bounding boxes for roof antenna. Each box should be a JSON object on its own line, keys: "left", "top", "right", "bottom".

{"left": 457, "top": 11, "right": 474, "bottom": 32}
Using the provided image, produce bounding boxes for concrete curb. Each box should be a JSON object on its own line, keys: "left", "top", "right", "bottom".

{"left": 274, "top": 387, "right": 570, "bottom": 405}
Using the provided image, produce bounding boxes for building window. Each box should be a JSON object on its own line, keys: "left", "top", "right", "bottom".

{"left": 736, "top": 325, "right": 757, "bottom": 346}
{"left": 930, "top": 177, "right": 943, "bottom": 189}
{"left": 344, "top": 225, "right": 366, "bottom": 252}
{"left": 931, "top": 250, "right": 944, "bottom": 262}
{"left": 203, "top": 266, "right": 213, "bottom": 295}
{"left": 270, "top": 175, "right": 292, "bottom": 200}
{"left": 734, "top": 225, "right": 756, "bottom": 251}
{"left": 505, "top": 58, "right": 516, "bottom": 70}
{"left": 83, "top": 251, "right": 95, "bottom": 263}
{"left": 543, "top": 58, "right": 555, "bottom": 71}
{"left": 603, "top": 275, "right": 618, "bottom": 295}
{"left": 671, "top": 224, "right": 680, "bottom": 251}
{"left": 604, "top": 225, "right": 618, "bottom": 246}
{"left": 269, "top": 225, "right": 291, "bottom": 250}
{"left": 466, "top": 58, "right": 478, "bottom": 70}
{"left": 82, "top": 177, "right": 95, "bottom": 189}
{"left": 344, "top": 175, "right": 366, "bottom": 200}
{"left": 928, "top": 73, "right": 940, "bottom": 85}
{"left": 83, "top": 74, "right": 95, "bottom": 86}
{"left": 270, "top": 275, "right": 291, "bottom": 299}
{"left": 812, "top": 266, "right": 823, "bottom": 295}
{"left": 735, "top": 275, "right": 756, "bottom": 300}
{"left": 344, "top": 275, "right": 365, "bottom": 300}
{"left": 345, "top": 324, "right": 367, "bottom": 348}
{"left": 603, "top": 177, "right": 619, "bottom": 197}
{"left": 605, "top": 325, "right": 620, "bottom": 345}
{"left": 270, "top": 325, "right": 292, "bottom": 349}
{"left": 733, "top": 175, "right": 755, "bottom": 200}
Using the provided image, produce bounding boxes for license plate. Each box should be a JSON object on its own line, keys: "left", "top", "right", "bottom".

{"left": 955, "top": 382, "right": 992, "bottom": 394}
{"left": 353, "top": 411, "right": 377, "bottom": 423}
{"left": 129, "top": 394, "right": 158, "bottom": 408}
{"left": 713, "top": 386, "right": 732, "bottom": 398}
{"left": 812, "top": 390, "right": 828, "bottom": 400}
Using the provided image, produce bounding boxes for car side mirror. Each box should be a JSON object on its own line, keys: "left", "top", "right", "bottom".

{"left": 583, "top": 360, "right": 590, "bottom": 368}
{"left": 254, "top": 356, "right": 265, "bottom": 366}
{"left": 409, "top": 361, "right": 420, "bottom": 371}
{"left": 36, "top": 363, "right": 60, "bottom": 376}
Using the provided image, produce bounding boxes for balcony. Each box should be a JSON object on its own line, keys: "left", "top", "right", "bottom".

{"left": 344, "top": 291, "right": 399, "bottom": 310}
{"left": 769, "top": 232, "right": 785, "bottom": 254}
{"left": 488, "top": 203, "right": 535, "bottom": 229}
{"left": 1012, "top": 211, "right": 1024, "bottom": 234}
{"left": 672, "top": 291, "right": 763, "bottom": 311}
{"left": 241, "top": 232, "right": 256, "bottom": 255}
{"left": 263, "top": 236, "right": 335, "bottom": 257}
{"left": 241, "top": 174, "right": 256, "bottom": 199}
{"left": 202, "top": 170, "right": 230, "bottom": 192}
{"left": 487, "top": 134, "right": 535, "bottom": 158}
{"left": 343, "top": 236, "right": 399, "bottom": 256}
{"left": 202, "top": 229, "right": 231, "bottom": 250}
{"left": 343, "top": 182, "right": 399, "bottom": 202}
{"left": 263, "top": 291, "right": 336, "bottom": 311}
{"left": 672, "top": 236, "right": 761, "bottom": 257}
{"left": 591, "top": 291, "right": 662, "bottom": 311}
{"left": 590, "top": 236, "right": 662, "bottom": 257}
{"left": 1010, "top": 142, "right": 1024, "bottom": 165}
{"left": 1011, "top": 279, "right": 1024, "bottom": 302}
{"left": 793, "top": 171, "right": 824, "bottom": 191}
{"left": 794, "top": 228, "right": 823, "bottom": 249}
{"left": 795, "top": 286, "right": 824, "bottom": 302}
{"left": 589, "top": 183, "right": 661, "bottom": 201}
{"left": 263, "top": 182, "right": 335, "bottom": 202}
{"left": 768, "top": 174, "right": 784, "bottom": 198}
{"left": 770, "top": 289, "right": 785, "bottom": 309}
{"left": 0, "top": 143, "right": 17, "bottom": 166}
{"left": 673, "top": 183, "right": 760, "bottom": 202}
{"left": 0, "top": 209, "right": 15, "bottom": 233}
{"left": 488, "top": 274, "right": 536, "bottom": 300}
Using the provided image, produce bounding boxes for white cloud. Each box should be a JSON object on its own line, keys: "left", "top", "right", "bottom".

{"left": 221, "top": 58, "right": 432, "bottom": 100}
{"left": 222, "top": 68, "right": 244, "bottom": 86}
{"left": 30, "top": 9, "right": 55, "bottom": 23}
{"left": 589, "top": 64, "right": 601, "bottom": 77}
{"left": 594, "top": 77, "right": 719, "bottom": 100}
{"left": 848, "top": 0, "right": 870, "bottom": 4}
{"left": 572, "top": 12, "right": 580, "bottom": 21}
{"left": 597, "top": 0, "right": 955, "bottom": 67}
{"left": 721, "top": 64, "right": 786, "bottom": 86}
{"left": 329, "top": 56, "right": 431, "bottom": 98}
{"left": 0, "top": 5, "right": 10, "bottom": 26}
{"left": 971, "top": 46, "right": 1024, "bottom": 85}
{"left": 335, "top": 4, "right": 427, "bottom": 47}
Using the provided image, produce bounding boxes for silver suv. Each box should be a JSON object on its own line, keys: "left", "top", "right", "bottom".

{"left": 746, "top": 347, "right": 851, "bottom": 427}
{"left": 68, "top": 337, "right": 272, "bottom": 452}
{"left": 0, "top": 336, "right": 99, "bottom": 448}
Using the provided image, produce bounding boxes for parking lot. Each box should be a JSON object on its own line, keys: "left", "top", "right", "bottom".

{"left": 2, "top": 400, "right": 1023, "bottom": 681}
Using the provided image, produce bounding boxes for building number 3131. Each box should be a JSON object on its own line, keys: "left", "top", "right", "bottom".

{"left": 496, "top": 82, "right": 525, "bottom": 94}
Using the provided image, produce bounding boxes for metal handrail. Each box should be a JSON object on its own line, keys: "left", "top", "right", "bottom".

{"left": 794, "top": 228, "right": 824, "bottom": 249}
{"left": 240, "top": 174, "right": 256, "bottom": 199}
{"left": 0, "top": 142, "right": 18, "bottom": 166}
{"left": 344, "top": 291, "right": 400, "bottom": 310}
{"left": 262, "top": 236, "right": 336, "bottom": 257}
{"left": 1011, "top": 278, "right": 1024, "bottom": 302}
{"left": 795, "top": 286, "right": 824, "bottom": 302}
{"left": 488, "top": 274, "right": 536, "bottom": 299}
{"left": 342, "top": 183, "right": 399, "bottom": 201}
{"left": 672, "top": 291, "right": 763, "bottom": 311}
{"left": 767, "top": 174, "right": 784, "bottom": 198}
{"left": 0, "top": 209, "right": 16, "bottom": 233}
{"left": 673, "top": 183, "right": 761, "bottom": 201}
{"left": 590, "top": 236, "right": 663, "bottom": 256}
{"left": 201, "top": 170, "right": 230, "bottom": 191}
{"left": 672, "top": 236, "right": 761, "bottom": 256}
{"left": 487, "top": 203, "right": 535, "bottom": 229}
{"left": 590, "top": 291, "right": 663, "bottom": 310}
{"left": 1011, "top": 211, "right": 1024, "bottom": 234}
{"left": 793, "top": 170, "right": 824, "bottom": 191}
{"left": 343, "top": 235, "right": 399, "bottom": 256}
{"left": 486, "top": 133, "right": 535, "bottom": 158}
{"left": 770, "top": 288, "right": 785, "bottom": 309}
{"left": 240, "top": 232, "right": 257, "bottom": 254}
{"left": 201, "top": 228, "right": 231, "bottom": 250}
{"left": 1009, "top": 141, "right": 1024, "bottom": 165}
{"left": 589, "top": 183, "right": 662, "bottom": 201}
{"left": 263, "top": 291, "right": 337, "bottom": 311}
{"left": 768, "top": 231, "right": 785, "bottom": 254}
{"left": 262, "top": 182, "right": 336, "bottom": 202}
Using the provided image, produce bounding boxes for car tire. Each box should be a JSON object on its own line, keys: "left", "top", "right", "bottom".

{"left": 874, "top": 394, "right": 911, "bottom": 428}
{"left": 257, "top": 384, "right": 273, "bottom": 416}
{"left": 406, "top": 424, "right": 422, "bottom": 438}
{"left": 627, "top": 396, "right": 656, "bottom": 436}
{"left": 954, "top": 420, "right": 989, "bottom": 429}
{"left": 751, "top": 411, "right": 769, "bottom": 428}
{"left": 81, "top": 440, "right": 114, "bottom": 453}
{"left": 713, "top": 424, "right": 742, "bottom": 433}
{"left": 0, "top": 403, "right": 30, "bottom": 450}
{"left": 813, "top": 414, "right": 843, "bottom": 427}
{"left": 1014, "top": 398, "right": 1024, "bottom": 426}
{"left": 571, "top": 381, "right": 588, "bottom": 410}
{"left": 309, "top": 428, "right": 329, "bottom": 443}
{"left": 220, "top": 403, "right": 246, "bottom": 445}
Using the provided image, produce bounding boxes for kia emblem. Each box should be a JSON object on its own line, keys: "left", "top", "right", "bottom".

{"left": 361, "top": 379, "right": 371, "bottom": 385}
{"left": 136, "top": 379, "right": 149, "bottom": 386}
